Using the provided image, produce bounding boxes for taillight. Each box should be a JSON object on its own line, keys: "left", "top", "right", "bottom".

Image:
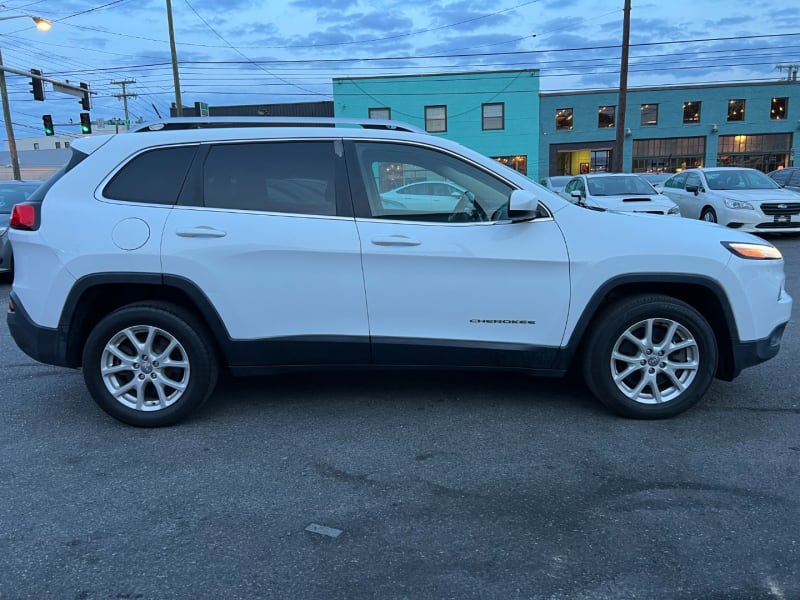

{"left": 9, "top": 203, "right": 38, "bottom": 230}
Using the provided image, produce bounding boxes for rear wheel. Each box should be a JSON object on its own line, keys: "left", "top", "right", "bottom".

{"left": 700, "top": 207, "right": 717, "bottom": 223}
{"left": 82, "top": 302, "right": 218, "bottom": 427}
{"left": 582, "top": 295, "right": 717, "bottom": 419}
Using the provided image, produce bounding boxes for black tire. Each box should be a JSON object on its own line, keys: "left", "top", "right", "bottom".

{"left": 700, "top": 207, "right": 717, "bottom": 223}
{"left": 581, "top": 294, "right": 717, "bottom": 419}
{"left": 82, "top": 302, "right": 218, "bottom": 427}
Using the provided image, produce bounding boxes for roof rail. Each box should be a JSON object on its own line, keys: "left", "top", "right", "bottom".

{"left": 129, "top": 116, "right": 425, "bottom": 134}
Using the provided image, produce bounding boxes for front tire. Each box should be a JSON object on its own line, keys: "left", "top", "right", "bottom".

{"left": 700, "top": 208, "right": 717, "bottom": 223}
{"left": 582, "top": 295, "right": 717, "bottom": 419}
{"left": 82, "top": 302, "right": 218, "bottom": 427}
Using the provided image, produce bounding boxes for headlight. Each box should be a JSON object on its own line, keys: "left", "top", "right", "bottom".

{"left": 667, "top": 205, "right": 681, "bottom": 215}
{"left": 722, "top": 241, "right": 783, "bottom": 260}
{"left": 722, "top": 198, "right": 754, "bottom": 210}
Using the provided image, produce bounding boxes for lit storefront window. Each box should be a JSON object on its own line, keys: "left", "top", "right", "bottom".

{"left": 717, "top": 133, "right": 791, "bottom": 172}
{"left": 598, "top": 105, "right": 615, "bottom": 128}
{"left": 770, "top": 97, "right": 788, "bottom": 120}
{"left": 555, "top": 108, "right": 573, "bottom": 130}
{"left": 632, "top": 137, "right": 705, "bottom": 172}
{"left": 493, "top": 155, "right": 527, "bottom": 175}
{"left": 640, "top": 103, "right": 659, "bottom": 126}
{"left": 682, "top": 101, "right": 701, "bottom": 123}
{"left": 727, "top": 99, "right": 745, "bottom": 122}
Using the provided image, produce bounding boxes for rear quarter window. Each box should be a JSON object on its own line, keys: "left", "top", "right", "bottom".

{"left": 103, "top": 145, "right": 198, "bottom": 204}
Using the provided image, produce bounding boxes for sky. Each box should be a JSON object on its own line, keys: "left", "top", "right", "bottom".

{"left": 0, "top": 0, "right": 798, "bottom": 139}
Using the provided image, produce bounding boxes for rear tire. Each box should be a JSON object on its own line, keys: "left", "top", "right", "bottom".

{"left": 82, "top": 302, "right": 218, "bottom": 427}
{"left": 581, "top": 295, "right": 717, "bottom": 419}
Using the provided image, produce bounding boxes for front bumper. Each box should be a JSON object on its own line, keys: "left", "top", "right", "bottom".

{"left": 7, "top": 290, "right": 72, "bottom": 367}
{"left": 726, "top": 322, "right": 788, "bottom": 380}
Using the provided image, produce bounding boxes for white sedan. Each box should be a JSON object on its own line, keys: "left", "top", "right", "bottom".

{"left": 380, "top": 180, "right": 466, "bottom": 212}
{"left": 660, "top": 167, "right": 800, "bottom": 233}
{"left": 560, "top": 173, "right": 681, "bottom": 216}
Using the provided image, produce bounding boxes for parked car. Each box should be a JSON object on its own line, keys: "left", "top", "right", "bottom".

{"left": 561, "top": 173, "right": 681, "bottom": 216}
{"left": 0, "top": 180, "right": 42, "bottom": 280}
{"left": 380, "top": 180, "right": 466, "bottom": 212}
{"left": 6, "top": 117, "right": 791, "bottom": 426}
{"left": 540, "top": 175, "right": 573, "bottom": 194}
{"left": 767, "top": 167, "right": 800, "bottom": 194}
{"left": 639, "top": 172, "right": 672, "bottom": 189}
{"left": 661, "top": 167, "right": 800, "bottom": 233}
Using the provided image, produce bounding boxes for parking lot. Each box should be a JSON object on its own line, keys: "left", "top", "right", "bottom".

{"left": 1, "top": 236, "right": 799, "bottom": 599}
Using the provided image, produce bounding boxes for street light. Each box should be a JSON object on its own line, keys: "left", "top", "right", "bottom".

{"left": 0, "top": 15, "right": 51, "bottom": 180}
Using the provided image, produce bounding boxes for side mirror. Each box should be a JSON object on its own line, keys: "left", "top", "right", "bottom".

{"left": 570, "top": 190, "right": 582, "bottom": 199}
{"left": 508, "top": 190, "right": 541, "bottom": 222}
{"left": 686, "top": 185, "right": 699, "bottom": 196}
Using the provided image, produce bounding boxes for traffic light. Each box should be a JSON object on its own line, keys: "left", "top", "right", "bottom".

{"left": 80, "top": 112, "right": 92, "bottom": 134}
{"left": 79, "top": 82, "right": 91, "bottom": 111}
{"left": 42, "top": 114, "right": 54, "bottom": 136}
{"left": 29, "top": 69, "right": 45, "bottom": 101}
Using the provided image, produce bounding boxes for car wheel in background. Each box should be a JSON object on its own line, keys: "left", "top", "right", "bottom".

{"left": 700, "top": 208, "right": 717, "bottom": 223}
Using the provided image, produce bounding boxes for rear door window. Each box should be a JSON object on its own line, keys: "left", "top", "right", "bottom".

{"left": 201, "top": 141, "right": 338, "bottom": 216}
{"left": 103, "top": 145, "right": 198, "bottom": 204}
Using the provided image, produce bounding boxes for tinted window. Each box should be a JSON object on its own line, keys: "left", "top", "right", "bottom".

{"left": 665, "top": 172, "right": 687, "bottom": 189}
{"left": 769, "top": 170, "right": 790, "bottom": 185}
{"left": 203, "top": 141, "right": 336, "bottom": 216}
{"left": 104, "top": 146, "right": 197, "bottom": 204}
{"left": 685, "top": 173, "right": 702, "bottom": 190}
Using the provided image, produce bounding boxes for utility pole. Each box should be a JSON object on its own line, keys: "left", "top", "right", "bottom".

{"left": 0, "top": 47, "right": 20, "bottom": 180}
{"left": 111, "top": 78, "right": 137, "bottom": 123}
{"left": 166, "top": 0, "right": 183, "bottom": 116}
{"left": 613, "top": 0, "right": 631, "bottom": 173}
{"left": 775, "top": 64, "right": 799, "bottom": 82}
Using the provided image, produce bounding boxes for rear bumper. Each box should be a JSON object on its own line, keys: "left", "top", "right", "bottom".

{"left": 6, "top": 290, "right": 72, "bottom": 367}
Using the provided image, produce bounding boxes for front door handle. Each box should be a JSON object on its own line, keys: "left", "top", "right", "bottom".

{"left": 370, "top": 235, "right": 421, "bottom": 247}
{"left": 176, "top": 227, "right": 227, "bottom": 238}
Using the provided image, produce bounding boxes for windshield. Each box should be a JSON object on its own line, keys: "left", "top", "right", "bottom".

{"left": 705, "top": 169, "right": 780, "bottom": 190}
{"left": 587, "top": 176, "right": 656, "bottom": 196}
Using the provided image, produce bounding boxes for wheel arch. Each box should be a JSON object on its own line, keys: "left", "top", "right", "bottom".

{"left": 58, "top": 273, "right": 229, "bottom": 368}
{"left": 561, "top": 274, "right": 739, "bottom": 381}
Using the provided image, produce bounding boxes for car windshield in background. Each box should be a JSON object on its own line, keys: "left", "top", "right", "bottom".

{"left": 705, "top": 169, "right": 781, "bottom": 190}
{"left": 587, "top": 176, "right": 656, "bottom": 196}
{"left": 0, "top": 183, "right": 40, "bottom": 213}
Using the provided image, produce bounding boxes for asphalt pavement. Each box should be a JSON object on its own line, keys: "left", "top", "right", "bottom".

{"left": 1, "top": 236, "right": 799, "bottom": 599}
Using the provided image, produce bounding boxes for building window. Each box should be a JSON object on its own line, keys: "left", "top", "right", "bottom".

{"left": 55, "top": 141, "right": 61, "bottom": 149}
{"left": 632, "top": 137, "right": 706, "bottom": 173}
{"left": 425, "top": 105, "right": 447, "bottom": 132}
{"left": 771, "top": 97, "right": 788, "bottom": 120}
{"left": 555, "top": 108, "right": 573, "bottom": 130}
{"left": 640, "top": 104, "right": 658, "bottom": 126}
{"left": 727, "top": 99, "right": 745, "bottom": 121}
{"left": 482, "top": 103, "right": 504, "bottom": 130}
{"left": 369, "top": 107, "right": 391, "bottom": 120}
{"left": 33, "top": 143, "right": 39, "bottom": 150}
{"left": 493, "top": 155, "right": 527, "bottom": 175}
{"left": 683, "top": 101, "right": 701, "bottom": 123}
{"left": 64, "top": 141, "right": 70, "bottom": 148}
{"left": 598, "top": 106, "right": 615, "bottom": 128}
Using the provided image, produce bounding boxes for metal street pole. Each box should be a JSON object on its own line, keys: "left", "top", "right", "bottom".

{"left": 613, "top": 0, "right": 631, "bottom": 173}
{"left": 166, "top": 0, "right": 183, "bottom": 116}
{"left": 0, "top": 46, "right": 21, "bottom": 180}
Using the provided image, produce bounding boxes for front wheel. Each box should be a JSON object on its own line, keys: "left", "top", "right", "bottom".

{"left": 582, "top": 295, "right": 718, "bottom": 419}
{"left": 700, "top": 208, "right": 717, "bottom": 223}
{"left": 82, "top": 302, "right": 218, "bottom": 427}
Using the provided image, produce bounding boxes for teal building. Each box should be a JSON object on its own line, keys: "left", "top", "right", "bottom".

{"left": 540, "top": 81, "right": 799, "bottom": 177}
{"left": 333, "top": 70, "right": 798, "bottom": 180}
{"left": 333, "top": 69, "right": 540, "bottom": 176}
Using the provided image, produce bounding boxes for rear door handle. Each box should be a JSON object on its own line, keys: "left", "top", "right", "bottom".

{"left": 176, "top": 227, "right": 227, "bottom": 238}
{"left": 370, "top": 235, "right": 421, "bottom": 247}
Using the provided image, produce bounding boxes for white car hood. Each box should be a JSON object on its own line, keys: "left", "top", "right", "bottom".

{"left": 588, "top": 194, "right": 677, "bottom": 214}
{"left": 718, "top": 188, "right": 800, "bottom": 204}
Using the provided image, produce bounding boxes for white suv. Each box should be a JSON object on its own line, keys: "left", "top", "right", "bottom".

{"left": 6, "top": 118, "right": 792, "bottom": 426}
